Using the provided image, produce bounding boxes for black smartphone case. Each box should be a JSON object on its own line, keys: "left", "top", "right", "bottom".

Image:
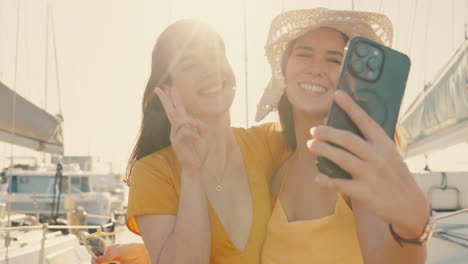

{"left": 316, "top": 36, "right": 411, "bottom": 179}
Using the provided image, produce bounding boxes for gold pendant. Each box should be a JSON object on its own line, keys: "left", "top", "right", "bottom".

{"left": 216, "top": 185, "right": 222, "bottom": 192}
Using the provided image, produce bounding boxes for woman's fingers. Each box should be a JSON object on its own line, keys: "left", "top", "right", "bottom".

{"left": 170, "top": 118, "right": 201, "bottom": 153}
{"left": 334, "top": 91, "right": 391, "bottom": 146}
{"left": 307, "top": 139, "right": 366, "bottom": 179}
{"left": 171, "top": 127, "right": 201, "bottom": 144}
{"left": 154, "top": 88, "right": 176, "bottom": 122}
{"left": 310, "top": 125, "right": 374, "bottom": 162}
{"left": 94, "top": 244, "right": 118, "bottom": 263}
{"left": 168, "top": 85, "right": 188, "bottom": 116}
{"left": 171, "top": 118, "right": 200, "bottom": 136}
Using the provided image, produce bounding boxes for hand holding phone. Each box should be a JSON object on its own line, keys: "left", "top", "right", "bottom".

{"left": 316, "top": 36, "right": 410, "bottom": 179}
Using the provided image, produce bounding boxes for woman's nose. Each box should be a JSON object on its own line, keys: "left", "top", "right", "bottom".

{"left": 304, "top": 60, "right": 325, "bottom": 77}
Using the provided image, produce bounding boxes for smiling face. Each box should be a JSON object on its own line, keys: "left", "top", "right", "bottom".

{"left": 164, "top": 28, "right": 236, "bottom": 118}
{"left": 283, "top": 27, "right": 347, "bottom": 118}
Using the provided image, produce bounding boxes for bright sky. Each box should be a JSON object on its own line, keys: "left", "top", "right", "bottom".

{"left": 0, "top": 0, "right": 467, "bottom": 173}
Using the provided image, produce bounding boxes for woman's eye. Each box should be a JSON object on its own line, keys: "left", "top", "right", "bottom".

{"left": 327, "top": 58, "right": 342, "bottom": 65}
{"left": 296, "top": 53, "right": 311, "bottom": 58}
{"left": 182, "top": 64, "right": 195, "bottom": 71}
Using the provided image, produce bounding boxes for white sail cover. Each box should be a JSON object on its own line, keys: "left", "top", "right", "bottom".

{"left": 400, "top": 40, "right": 468, "bottom": 158}
{"left": 0, "top": 81, "right": 64, "bottom": 154}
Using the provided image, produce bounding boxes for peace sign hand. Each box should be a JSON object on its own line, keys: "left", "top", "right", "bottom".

{"left": 154, "top": 86, "right": 208, "bottom": 171}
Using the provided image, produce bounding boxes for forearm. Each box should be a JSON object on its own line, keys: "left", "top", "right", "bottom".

{"left": 365, "top": 195, "right": 429, "bottom": 264}
{"left": 364, "top": 230, "right": 426, "bottom": 264}
{"left": 354, "top": 199, "right": 428, "bottom": 264}
{"left": 158, "top": 169, "right": 211, "bottom": 264}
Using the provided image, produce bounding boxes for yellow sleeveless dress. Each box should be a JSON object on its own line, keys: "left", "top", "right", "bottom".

{"left": 261, "top": 174, "right": 364, "bottom": 264}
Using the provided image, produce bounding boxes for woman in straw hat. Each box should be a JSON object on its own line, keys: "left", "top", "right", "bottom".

{"left": 257, "top": 8, "right": 429, "bottom": 264}
{"left": 92, "top": 19, "right": 288, "bottom": 264}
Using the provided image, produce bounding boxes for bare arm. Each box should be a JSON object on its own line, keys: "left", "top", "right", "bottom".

{"left": 308, "top": 91, "right": 429, "bottom": 264}
{"left": 135, "top": 87, "right": 212, "bottom": 264}
{"left": 136, "top": 169, "right": 210, "bottom": 264}
{"left": 353, "top": 199, "right": 427, "bottom": 264}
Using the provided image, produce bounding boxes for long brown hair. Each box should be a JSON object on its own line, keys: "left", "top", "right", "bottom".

{"left": 124, "top": 20, "right": 223, "bottom": 184}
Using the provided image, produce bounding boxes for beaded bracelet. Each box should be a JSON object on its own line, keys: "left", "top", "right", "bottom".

{"left": 388, "top": 211, "right": 433, "bottom": 247}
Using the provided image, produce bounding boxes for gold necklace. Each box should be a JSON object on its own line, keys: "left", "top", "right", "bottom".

{"left": 213, "top": 152, "right": 233, "bottom": 192}
{"left": 193, "top": 141, "right": 225, "bottom": 190}
{"left": 214, "top": 163, "right": 228, "bottom": 192}
{"left": 210, "top": 138, "right": 237, "bottom": 192}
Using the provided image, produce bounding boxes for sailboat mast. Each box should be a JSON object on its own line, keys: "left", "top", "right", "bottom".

{"left": 50, "top": 5, "right": 62, "bottom": 116}
{"left": 243, "top": 0, "right": 248, "bottom": 127}
{"left": 168, "top": 0, "right": 172, "bottom": 24}
{"left": 44, "top": 3, "right": 50, "bottom": 111}
{"left": 465, "top": 0, "right": 467, "bottom": 40}
{"left": 5, "top": 1, "right": 22, "bottom": 261}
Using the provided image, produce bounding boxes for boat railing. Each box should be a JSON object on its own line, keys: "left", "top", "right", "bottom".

{"left": 431, "top": 208, "right": 468, "bottom": 249}
{"left": 0, "top": 209, "right": 114, "bottom": 226}
{"left": 1, "top": 220, "right": 116, "bottom": 264}
{"left": 2, "top": 209, "right": 466, "bottom": 263}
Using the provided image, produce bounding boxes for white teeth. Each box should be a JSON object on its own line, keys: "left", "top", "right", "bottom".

{"left": 201, "top": 86, "right": 223, "bottom": 95}
{"left": 299, "top": 83, "right": 327, "bottom": 93}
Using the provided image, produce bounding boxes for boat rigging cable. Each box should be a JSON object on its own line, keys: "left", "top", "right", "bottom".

{"left": 50, "top": 5, "right": 63, "bottom": 117}
{"left": 394, "top": 0, "right": 400, "bottom": 49}
{"left": 465, "top": 0, "right": 467, "bottom": 40}
{"left": 44, "top": 4, "right": 49, "bottom": 110}
{"left": 168, "top": 0, "right": 172, "bottom": 24}
{"left": 451, "top": 0, "right": 455, "bottom": 51}
{"left": 243, "top": 0, "right": 248, "bottom": 127}
{"left": 407, "top": 0, "right": 419, "bottom": 56}
{"left": 423, "top": 0, "right": 432, "bottom": 87}
{"left": 5, "top": 0, "right": 22, "bottom": 263}
{"left": 378, "top": 0, "right": 384, "bottom": 13}
{"left": 43, "top": 3, "right": 63, "bottom": 116}
{"left": 432, "top": 208, "right": 468, "bottom": 248}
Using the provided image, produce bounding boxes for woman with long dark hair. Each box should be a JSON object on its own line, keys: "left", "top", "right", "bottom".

{"left": 101, "top": 19, "right": 287, "bottom": 264}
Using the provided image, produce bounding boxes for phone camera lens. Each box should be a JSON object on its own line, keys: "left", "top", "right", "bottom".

{"left": 352, "top": 59, "right": 365, "bottom": 73}
{"left": 367, "top": 57, "right": 381, "bottom": 71}
{"left": 355, "top": 44, "right": 369, "bottom": 57}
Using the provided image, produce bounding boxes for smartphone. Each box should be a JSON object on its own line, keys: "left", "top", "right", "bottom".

{"left": 316, "top": 36, "right": 410, "bottom": 179}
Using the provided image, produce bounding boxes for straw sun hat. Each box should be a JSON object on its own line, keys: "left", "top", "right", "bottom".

{"left": 255, "top": 8, "right": 393, "bottom": 122}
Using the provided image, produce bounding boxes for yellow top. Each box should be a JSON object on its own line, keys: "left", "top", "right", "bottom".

{"left": 126, "top": 124, "right": 288, "bottom": 264}
{"left": 261, "top": 182, "right": 364, "bottom": 263}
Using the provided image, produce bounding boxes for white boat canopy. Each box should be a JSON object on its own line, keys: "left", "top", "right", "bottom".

{"left": 400, "top": 39, "right": 468, "bottom": 158}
